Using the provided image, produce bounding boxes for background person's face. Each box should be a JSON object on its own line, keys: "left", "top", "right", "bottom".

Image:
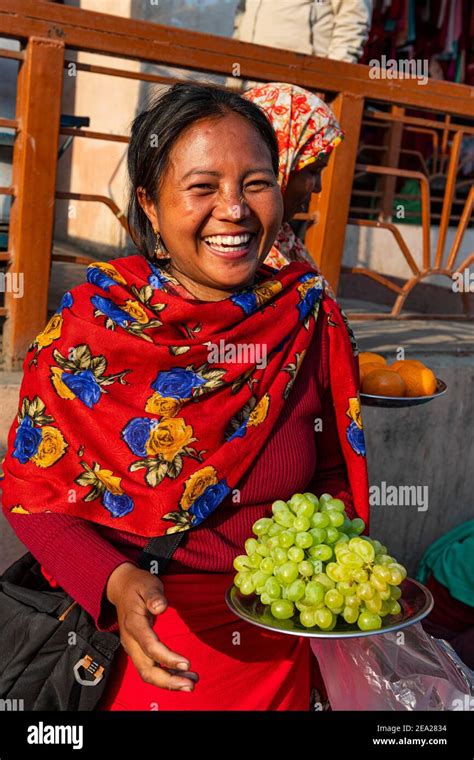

{"left": 283, "top": 155, "right": 329, "bottom": 222}
{"left": 138, "top": 112, "right": 283, "bottom": 300}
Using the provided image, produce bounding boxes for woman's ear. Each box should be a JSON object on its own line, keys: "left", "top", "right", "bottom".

{"left": 137, "top": 186, "right": 159, "bottom": 232}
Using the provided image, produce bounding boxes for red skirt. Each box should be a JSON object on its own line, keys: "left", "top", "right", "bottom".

{"left": 99, "top": 572, "right": 317, "bottom": 711}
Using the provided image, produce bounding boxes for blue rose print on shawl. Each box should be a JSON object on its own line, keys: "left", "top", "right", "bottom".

{"left": 60, "top": 369, "right": 102, "bottom": 409}
{"left": 152, "top": 368, "right": 207, "bottom": 400}
{"left": 56, "top": 291, "right": 73, "bottom": 314}
{"left": 297, "top": 272, "right": 323, "bottom": 322}
{"left": 148, "top": 262, "right": 170, "bottom": 290}
{"left": 230, "top": 290, "right": 258, "bottom": 315}
{"left": 91, "top": 295, "right": 137, "bottom": 327}
{"left": 346, "top": 398, "right": 366, "bottom": 457}
{"left": 189, "top": 479, "right": 231, "bottom": 526}
{"left": 87, "top": 268, "right": 118, "bottom": 291}
{"left": 102, "top": 490, "right": 135, "bottom": 518}
{"left": 122, "top": 417, "right": 156, "bottom": 457}
{"left": 13, "top": 417, "right": 42, "bottom": 464}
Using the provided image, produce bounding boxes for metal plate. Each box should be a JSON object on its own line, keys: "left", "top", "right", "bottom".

{"left": 360, "top": 378, "right": 447, "bottom": 408}
{"left": 225, "top": 578, "right": 433, "bottom": 639}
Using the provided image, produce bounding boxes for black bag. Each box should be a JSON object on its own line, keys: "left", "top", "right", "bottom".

{"left": 0, "top": 532, "right": 184, "bottom": 711}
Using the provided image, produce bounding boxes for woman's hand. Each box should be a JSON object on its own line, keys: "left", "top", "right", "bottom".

{"left": 106, "top": 562, "right": 198, "bottom": 692}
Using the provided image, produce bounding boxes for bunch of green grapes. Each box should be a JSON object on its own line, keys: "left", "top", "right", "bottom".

{"left": 233, "top": 492, "right": 407, "bottom": 632}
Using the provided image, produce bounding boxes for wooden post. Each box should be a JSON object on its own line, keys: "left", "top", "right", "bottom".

{"left": 304, "top": 92, "right": 364, "bottom": 293}
{"left": 3, "top": 36, "right": 64, "bottom": 370}
{"left": 379, "top": 105, "right": 405, "bottom": 221}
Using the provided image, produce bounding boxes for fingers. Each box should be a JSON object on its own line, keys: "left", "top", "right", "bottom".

{"left": 125, "top": 637, "right": 196, "bottom": 691}
{"left": 124, "top": 608, "right": 190, "bottom": 672}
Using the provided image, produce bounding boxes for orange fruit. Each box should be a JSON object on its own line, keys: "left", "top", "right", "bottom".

{"left": 390, "top": 359, "right": 426, "bottom": 371}
{"left": 358, "top": 352, "right": 387, "bottom": 367}
{"left": 392, "top": 364, "right": 437, "bottom": 397}
{"left": 362, "top": 369, "right": 406, "bottom": 397}
{"left": 359, "top": 362, "right": 384, "bottom": 383}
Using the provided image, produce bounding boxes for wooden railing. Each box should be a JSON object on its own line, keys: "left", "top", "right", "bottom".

{"left": 0, "top": 0, "right": 473, "bottom": 367}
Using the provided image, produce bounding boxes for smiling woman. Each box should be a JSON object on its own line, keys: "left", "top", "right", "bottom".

{"left": 1, "top": 82, "right": 369, "bottom": 712}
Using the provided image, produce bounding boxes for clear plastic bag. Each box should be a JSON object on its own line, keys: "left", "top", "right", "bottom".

{"left": 310, "top": 622, "right": 474, "bottom": 711}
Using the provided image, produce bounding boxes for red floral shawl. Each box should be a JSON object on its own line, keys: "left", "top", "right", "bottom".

{"left": 0, "top": 256, "right": 369, "bottom": 537}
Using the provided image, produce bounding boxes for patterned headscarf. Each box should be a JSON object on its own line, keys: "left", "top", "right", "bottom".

{"left": 244, "top": 82, "right": 344, "bottom": 192}
{"left": 243, "top": 83, "right": 344, "bottom": 272}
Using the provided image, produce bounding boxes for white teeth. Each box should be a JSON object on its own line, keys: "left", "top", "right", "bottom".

{"left": 204, "top": 233, "right": 252, "bottom": 246}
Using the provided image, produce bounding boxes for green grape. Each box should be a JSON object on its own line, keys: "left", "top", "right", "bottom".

{"left": 351, "top": 518, "right": 365, "bottom": 535}
{"left": 271, "top": 500, "right": 288, "bottom": 514}
{"left": 390, "top": 585, "right": 402, "bottom": 600}
{"left": 305, "top": 581, "right": 325, "bottom": 606}
{"left": 252, "top": 569, "right": 270, "bottom": 585}
{"left": 335, "top": 581, "right": 353, "bottom": 596}
{"left": 378, "top": 587, "right": 391, "bottom": 601}
{"left": 247, "top": 552, "right": 262, "bottom": 568}
{"left": 339, "top": 551, "right": 364, "bottom": 568}
{"left": 293, "top": 515, "right": 310, "bottom": 532}
{"left": 350, "top": 539, "right": 375, "bottom": 564}
{"left": 371, "top": 575, "right": 388, "bottom": 593}
{"left": 388, "top": 562, "right": 407, "bottom": 581}
{"left": 370, "top": 539, "right": 383, "bottom": 554}
{"left": 337, "top": 566, "right": 353, "bottom": 582}
{"left": 266, "top": 536, "right": 280, "bottom": 550}
{"left": 372, "top": 564, "right": 392, "bottom": 583}
{"left": 325, "top": 498, "right": 346, "bottom": 513}
{"left": 260, "top": 557, "right": 274, "bottom": 574}
{"left": 310, "top": 559, "right": 323, "bottom": 575}
{"left": 303, "top": 492, "right": 320, "bottom": 508}
{"left": 295, "top": 532, "right": 313, "bottom": 549}
{"left": 234, "top": 571, "right": 248, "bottom": 588}
{"left": 286, "top": 579, "right": 306, "bottom": 602}
{"left": 334, "top": 533, "right": 350, "bottom": 546}
{"left": 343, "top": 606, "right": 359, "bottom": 624}
{"left": 233, "top": 555, "right": 250, "bottom": 572}
{"left": 288, "top": 493, "right": 306, "bottom": 512}
{"left": 325, "top": 527, "right": 341, "bottom": 544}
{"left": 318, "top": 493, "right": 334, "bottom": 507}
{"left": 288, "top": 546, "right": 305, "bottom": 563}
{"left": 327, "top": 511, "right": 345, "bottom": 528}
{"left": 300, "top": 609, "right": 317, "bottom": 628}
{"left": 324, "top": 589, "right": 344, "bottom": 610}
{"left": 245, "top": 538, "right": 258, "bottom": 555}
{"left": 310, "top": 544, "right": 333, "bottom": 562}
{"left": 345, "top": 593, "right": 360, "bottom": 608}
{"left": 260, "top": 593, "right": 273, "bottom": 605}
{"left": 268, "top": 522, "right": 284, "bottom": 537}
{"left": 256, "top": 542, "right": 271, "bottom": 557}
{"left": 375, "top": 553, "right": 394, "bottom": 566}
{"left": 294, "top": 499, "right": 316, "bottom": 520}
{"left": 309, "top": 527, "right": 327, "bottom": 544}
{"left": 271, "top": 547, "right": 287, "bottom": 565}
{"left": 378, "top": 544, "right": 388, "bottom": 555}
{"left": 351, "top": 567, "right": 369, "bottom": 583}
{"left": 271, "top": 599, "right": 295, "bottom": 620}
{"left": 379, "top": 600, "right": 392, "bottom": 616}
{"left": 341, "top": 517, "right": 353, "bottom": 534}
{"left": 277, "top": 561, "right": 299, "bottom": 585}
{"left": 358, "top": 611, "right": 382, "bottom": 631}
{"left": 357, "top": 582, "right": 374, "bottom": 601}
{"left": 264, "top": 577, "right": 281, "bottom": 599}
{"left": 365, "top": 591, "right": 382, "bottom": 613}
{"left": 315, "top": 607, "right": 334, "bottom": 629}
{"left": 240, "top": 577, "right": 256, "bottom": 595}
{"left": 278, "top": 530, "right": 296, "bottom": 548}
{"left": 313, "top": 572, "right": 336, "bottom": 590}
{"left": 325, "top": 562, "right": 341, "bottom": 582}
{"left": 274, "top": 510, "right": 295, "bottom": 528}
{"left": 310, "top": 512, "right": 330, "bottom": 529}
{"left": 298, "top": 560, "right": 314, "bottom": 578}
{"left": 252, "top": 518, "right": 273, "bottom": 536}
{"left": 295, "top": 599, "right": 312, "bottom": 612}
{"left": 388, "top": 600, "right": 402, "bottom": 616}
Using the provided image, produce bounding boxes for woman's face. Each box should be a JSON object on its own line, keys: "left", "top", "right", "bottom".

{"left": 283, "top": 155, "right": 329, "bottom": 222}
{"left": 138, "top": 112, "right": 283, "bottom": 301}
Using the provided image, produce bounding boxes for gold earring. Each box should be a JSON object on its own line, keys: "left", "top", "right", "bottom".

{"left": 153, "top": 229, "right": 166, "bottom": 259}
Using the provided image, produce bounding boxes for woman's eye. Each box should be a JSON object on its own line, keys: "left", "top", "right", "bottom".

{"left": 190, "top": 183, "right": 216, "bottom": 190}
{"left": 244, "top": 180, "right": 273, "bottom": 190}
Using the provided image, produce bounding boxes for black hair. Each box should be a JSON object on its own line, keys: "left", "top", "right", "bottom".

{"left": 126, "top": 82, "right": 280, "bottom": 260}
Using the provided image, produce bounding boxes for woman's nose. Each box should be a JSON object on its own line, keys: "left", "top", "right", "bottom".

{"left": 213, "top": 189, "right": 249, "bottom": 221}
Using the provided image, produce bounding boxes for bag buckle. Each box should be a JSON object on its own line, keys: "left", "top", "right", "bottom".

{"left": 73, "top": 654, "right": 105, "bottom": 687}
